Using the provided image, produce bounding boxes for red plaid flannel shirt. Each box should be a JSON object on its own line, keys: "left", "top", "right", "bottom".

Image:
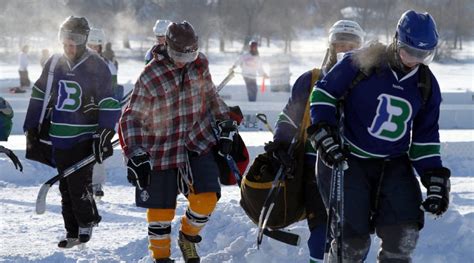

{"left": 120, "top": 53, "right": 229, "bottom": 170}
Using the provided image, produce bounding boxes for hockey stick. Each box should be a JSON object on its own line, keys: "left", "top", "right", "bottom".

{"left": 256, "top": 136, "right": 300, "bottom": 247}
{"left": 256, "top": 113, "right": 274, "bottom": 134}
{"left": 263, "top": 228, "right": 300, "bottom": 246}
{"left": 323, "top": 161, "right": 346, "bottom": 263}
{"left": 35, "top": 139, "right": 119, "bottom": 214}
{"left": 217, "top": 67, "right": 236, "bottom": 93}
{"left": 254, "top": 113, "right": 304, "bottom": 247}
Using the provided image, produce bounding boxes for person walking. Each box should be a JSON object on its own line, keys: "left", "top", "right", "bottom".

{"left": 120, "top": 21, "right": 235, "bottom": 263}
{"left": 23, "top": 16, "right": 121, "bottom": 248}
{"left": 308, "top": 10, "right": 450, "bottom": 262}
{"left": 266, "top": 20, "right": 364, "bottom": 263}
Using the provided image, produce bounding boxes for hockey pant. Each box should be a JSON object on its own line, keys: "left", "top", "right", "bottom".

{"left": 147, "top": 192, "right": 218, "bottom": 259}
{"left": 316, "top": 154, "right": 423, "bottom": 262}
{"left": 55, "top": 140, "right": 101, "bottom": 238}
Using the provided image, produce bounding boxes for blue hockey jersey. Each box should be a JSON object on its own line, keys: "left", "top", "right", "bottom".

{"left": 274, "top": 69, "right": 320, "bottom": 165}
{"left": 24, "top": 51, "right": 121, "bottom": 149}
{"left": 309, "top": 53, "right": 443, "bottom": 175}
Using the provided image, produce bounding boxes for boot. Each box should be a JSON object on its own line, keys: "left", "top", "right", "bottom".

{"left": 154, "top": 258, "right": 175, "bottom": 263}
{"left": 178, "top": 231, "right": 201, "bottom": 263}
{"left": 57, "top": 238, "right": 81, "bottom": 248}
{"left": 79, "top": 226, "right": 93, "bottom": 243}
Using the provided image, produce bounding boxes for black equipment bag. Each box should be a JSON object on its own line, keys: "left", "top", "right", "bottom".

{"left": 25, "top": 109, "right": 56, "bottom": 168}
{"left": 240, "top": 141, "right": 306, "bottom": 229}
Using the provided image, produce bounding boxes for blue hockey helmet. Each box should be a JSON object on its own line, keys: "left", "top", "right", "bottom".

{"left": 396, "top": 10, "right": 439, "bottom": 64}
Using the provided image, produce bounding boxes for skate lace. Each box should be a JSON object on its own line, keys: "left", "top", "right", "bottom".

{"left": 179, "top": 236, "right": 198, "bottom": 259}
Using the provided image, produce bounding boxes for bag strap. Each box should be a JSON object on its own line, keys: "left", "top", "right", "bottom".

{"left": 417, "top": 64, "right": 432, "bottom": 109}
{"left": 298, "top": 68, "right": 321, "bottom": 142}
{"left": 38, "top": 54, "right": 60, "bottom": 127}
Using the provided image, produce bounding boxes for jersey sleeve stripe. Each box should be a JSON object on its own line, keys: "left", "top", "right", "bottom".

{"left": 409, "top": 143, "right": 441, "bottom": 160}
{"left": 277, "top": 112, "right": 298, "bottom": 129}
{"left": 310, "top": 88, "right": 337, "bottom": 106}
{"left": 31, "top": 85, "right": 45, "bottom": 100}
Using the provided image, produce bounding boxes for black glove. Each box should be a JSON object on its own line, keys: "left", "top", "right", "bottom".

{"left": 307, "top": 122, "right": 346, "bottom": 167}
{"left": 127, "top": 152, "right": 151, "bottom": 189}
{"left": 0, "top": 146, "right": 23, "bottom": 172}
{"left": 92, "top": 127, "right": 115, "bottom": 164}
{"left": 421, "top": 167, "right": 451, "bottom": 216}
{"left": 217, "top": 120, "right": 238, "bottom": 156}
{"left": 264, "top": 140, "right": 292, "bottom": 168}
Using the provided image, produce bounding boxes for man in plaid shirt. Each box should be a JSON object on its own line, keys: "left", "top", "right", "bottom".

{"left": 119, "top": 21, "right": 235, "bottom": 263}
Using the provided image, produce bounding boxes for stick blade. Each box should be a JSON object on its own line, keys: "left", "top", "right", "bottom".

{"left": 35, "top": 183, "right": 51, "bottom": 215}
{"left": 263, "top": 229, "right": 300, "bottom": 246}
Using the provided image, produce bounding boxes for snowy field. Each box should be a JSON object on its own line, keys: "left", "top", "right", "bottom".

{"left": 1, "top": 37, "right": 473, "bottom": 262}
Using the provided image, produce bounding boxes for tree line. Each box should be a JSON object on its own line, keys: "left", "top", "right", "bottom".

{"left": 0, "top": 0, "right": 472, "bottom": 55}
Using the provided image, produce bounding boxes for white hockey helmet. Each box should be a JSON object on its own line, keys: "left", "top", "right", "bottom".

{"left": 153, "top": 19, "right": 172, "bottom": 36}
{"left": 87, "top": 28, "right": 106, "bottom": 46}
{"left": 328, "top": 20, "right": 364, "bottom": 45}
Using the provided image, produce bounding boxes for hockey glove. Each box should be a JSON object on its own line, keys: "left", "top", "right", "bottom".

{"left": 92, "top": 127, "right": 115, "bottom": 164}
{"left": 127, "top": 152, "right": 151, "bottom": 189}
{"left": 264, "top": 140, "right": 292, "bottom": 169}
{"left": 307, "top": 122, "right": 346, "bottom": 168}
{"left": 0, "top": 146, "right": 23, "bottom": 172}
{"left": 217, "top": 120, "right": 238, "bottom": 156}
{"left": 421, "top": 167, "right": 451, "bottom": 216}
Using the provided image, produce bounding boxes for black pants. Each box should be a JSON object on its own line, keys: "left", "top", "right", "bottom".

{"left": 316, "top": 154, "right": 423, "bottom": 262}
{"left": 54, "top": 140, "right": 101, "bottom": 238}
{"left": 243, "top": 77, "right": 257, "bottom": 102}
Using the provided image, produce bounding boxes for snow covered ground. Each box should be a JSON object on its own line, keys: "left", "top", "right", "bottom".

{"left": 1, "top": 37, "right": 473, "bottom": 262}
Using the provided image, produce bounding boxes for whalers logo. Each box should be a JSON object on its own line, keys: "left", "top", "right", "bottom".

{"left": 368, "top": 94, "right": 412, "bottom": 141}
{"left": 55, "top": 80, "right": 82, "bottom": 112}
{"left": 140, "top": 190, "right": 150, "bottom": 202}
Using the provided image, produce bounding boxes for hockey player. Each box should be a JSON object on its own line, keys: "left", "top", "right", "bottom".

{"left": 265, "top": 20, "right": 364, "bottom": 263}
{"left": 23, "top": 16, "right": 121, "bottom": 248}
{"left": 308, "top": 10, "right": 450, "bottom": 262}
{"left": 120, "top": 21, "right": 234, "bottom": 263}
{"left": 232, "top": 40, "right": 268, "bottom": 101}
{"left": 87, "top": 27, "right": 123, "bottom": 199}
{"left": 0, "top": 97, "right": 23, "bottom": 171}
{"left": 145, "top": 19, "right": 172, "bottom": 64}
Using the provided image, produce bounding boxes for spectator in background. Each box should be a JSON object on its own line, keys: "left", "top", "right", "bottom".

{"left": 11, "top": 45, "right": 30, "bottom": 93}
{"left": 40, "top": 49, "right": 50, "bottom": 68}
{"left": 232, "top": 40, "right": 268, "bottom": 102}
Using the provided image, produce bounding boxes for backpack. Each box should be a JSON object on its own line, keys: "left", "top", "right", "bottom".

{"left": 240, "top": 68, "right": 320, "bottom": 230}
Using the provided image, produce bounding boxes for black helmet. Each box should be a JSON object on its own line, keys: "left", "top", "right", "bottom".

{"left": 59, "top": 16, "right": 90, "bottom": 45}
{"left": 166, "top": 21, "right": 199, "bottom": 63}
